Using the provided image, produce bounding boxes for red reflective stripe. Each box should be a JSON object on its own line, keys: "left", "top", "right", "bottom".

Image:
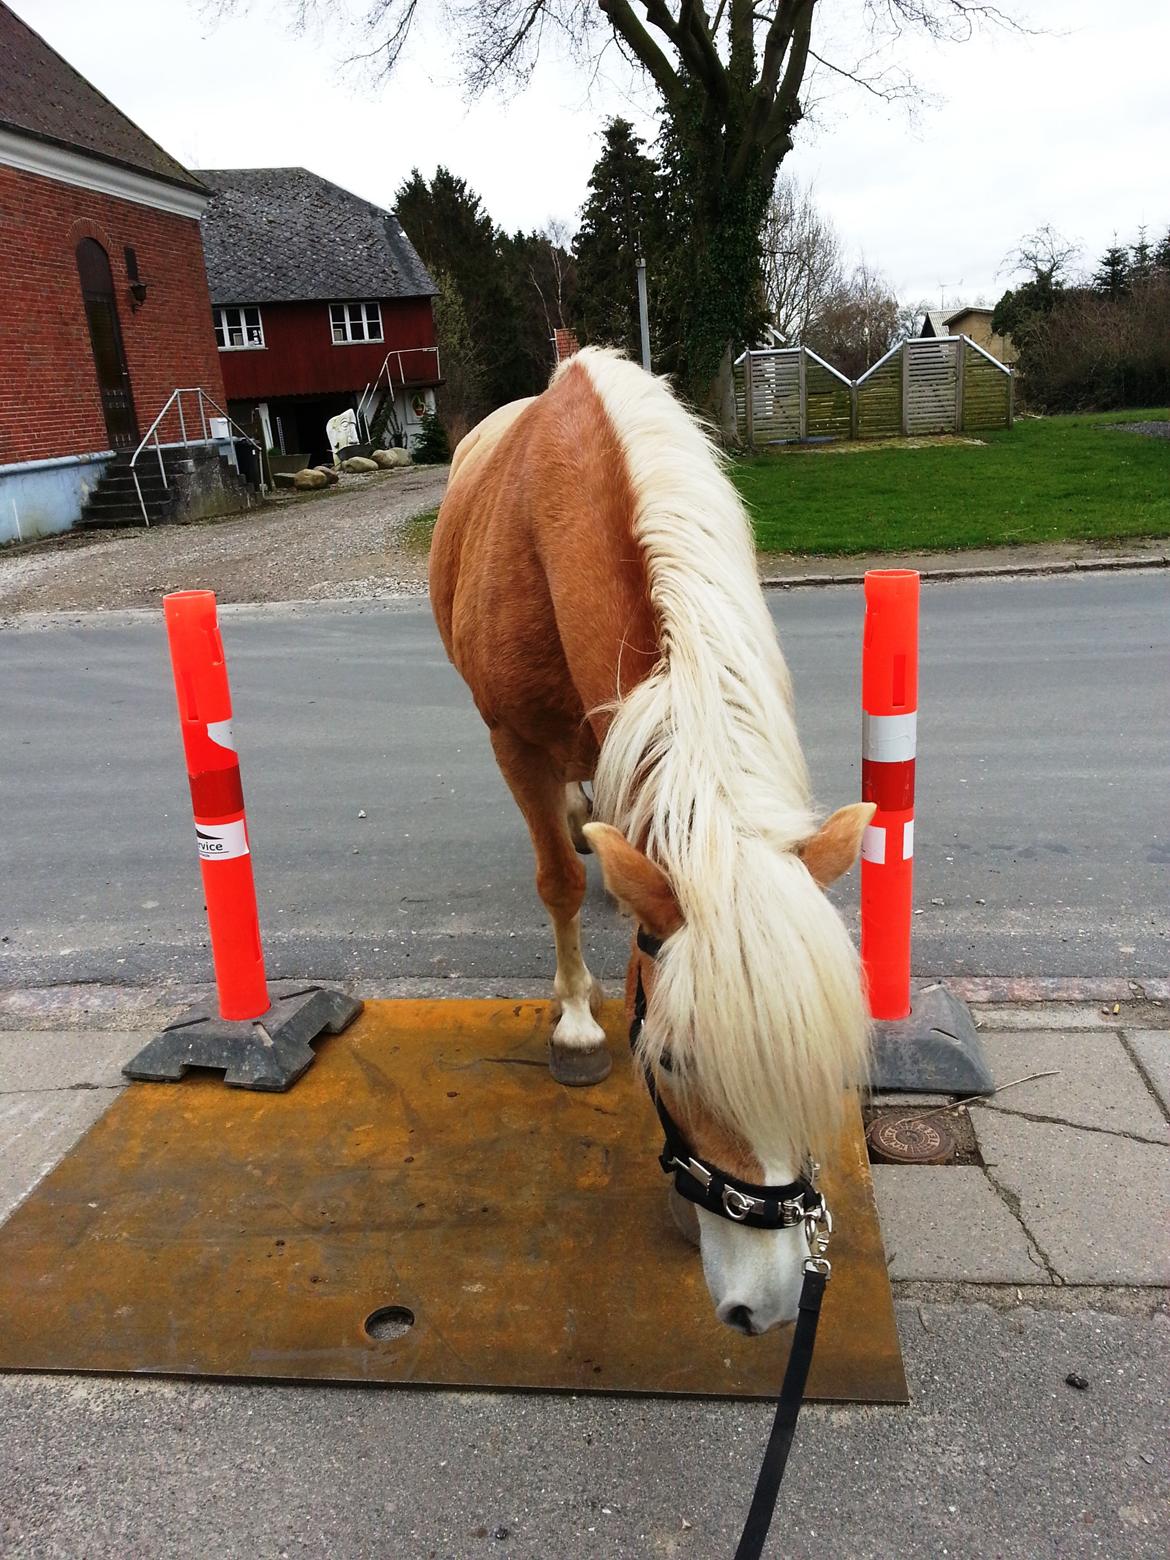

{"left": 862, "top": 757, "right": 915, "bottom": 812}
{"left": 189, "top": 766, "right": 244, "bottom": 820}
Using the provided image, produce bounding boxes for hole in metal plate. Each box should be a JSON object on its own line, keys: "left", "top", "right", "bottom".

{"left": 364, "top": 1305, "right": 415, "bottom": 1341}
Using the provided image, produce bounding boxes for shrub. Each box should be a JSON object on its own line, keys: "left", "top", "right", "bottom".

{"left": 413, "top": 411, "right": 452, "bottom": 465}
{"left": 1018, "top": 273, "right": 1170, "bottom": 411}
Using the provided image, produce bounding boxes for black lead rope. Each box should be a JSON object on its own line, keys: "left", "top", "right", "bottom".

{"left": 630, "top": 925, "right": 830, "bottom": 1560}
{"left": 733, "top": 1264, "right": 827, "bottom": 1560}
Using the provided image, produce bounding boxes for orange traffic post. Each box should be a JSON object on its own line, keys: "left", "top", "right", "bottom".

{"left": 859, "top": 570, "right": 992, "bottom": 1093}
{"left": 165, "top": 589, "right": 269, "bottom": 1020}
{"left": 860, "top": 570, "right": 919, "bottom": 1021}
{"left": 123, "top": 590, "right": 361, "bottom": 1091}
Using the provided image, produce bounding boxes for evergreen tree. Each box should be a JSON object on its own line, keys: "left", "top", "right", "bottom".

{"left": 413, "top": 411, "right": 451, "bottom": 464}
{"left": 395, "top": 168, "right": 525, "bottom": 408}
{"left": 992, "top": 278, "right": 1057, "bottom": 343}
{"left": 1130, "top": 227, "right": 1155, "bottom": 283}
{"left": 431, "top": 268, "right": 486, "bottom": 436}
{"left": 1094, "top": 242, "right": 1130, "bottom": 298}
{"left": 1156, "top": 227, "right": 1170, "bottom": 273}
{"left": 574, "top": 119, "right": 661, "bottom": 363}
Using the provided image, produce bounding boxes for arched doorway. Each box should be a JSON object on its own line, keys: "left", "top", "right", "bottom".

{"left": 76, "top": 239, "right": 138, "bottom": 449}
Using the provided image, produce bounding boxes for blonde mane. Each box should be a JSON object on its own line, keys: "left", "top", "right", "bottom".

{"left": 571, "top": 348, "right": 869, "bottom": 1164}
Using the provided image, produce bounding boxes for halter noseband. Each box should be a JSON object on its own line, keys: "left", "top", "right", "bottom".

{"left": 630, "top": 927, "right": 832, "bottom": 1248}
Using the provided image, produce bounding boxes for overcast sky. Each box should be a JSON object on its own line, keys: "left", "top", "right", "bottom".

{"left": 15, "top": 0, "right": 1169, "bottom": 309}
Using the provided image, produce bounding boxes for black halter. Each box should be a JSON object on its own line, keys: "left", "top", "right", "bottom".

{"left": 630, "top": 927, "right": 829, "bottom": 1236}
{"left": 630, "top": 925, "right": 834, "bottom": 1560}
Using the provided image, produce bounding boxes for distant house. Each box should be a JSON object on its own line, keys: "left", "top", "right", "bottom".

{"left": 918, "top": 311, "right": 951, "bottom": 340}
{"left": 196, "top": 168, "right": 440, "bottom": 463}
{"left": 942, "top": 306, "right": 1016, "bottom": 364}
{"left": 0, "top": 2, "right": 230, "bottom": 540}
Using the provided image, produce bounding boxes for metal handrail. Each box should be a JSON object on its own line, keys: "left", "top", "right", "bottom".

{"left": 128, "top": 388, "right": 266, "bottom": 526}
{"left": 356, "top": 347, "right": 443, "bottom": 440}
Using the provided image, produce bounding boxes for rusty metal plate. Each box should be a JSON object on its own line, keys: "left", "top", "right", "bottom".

{"left": 0, "top": 1001, "right": 906, "bottom": 1403}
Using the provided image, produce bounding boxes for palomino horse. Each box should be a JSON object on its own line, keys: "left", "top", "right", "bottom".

{"left": 430, "top": 349, "right": 872, "bottom": 1334}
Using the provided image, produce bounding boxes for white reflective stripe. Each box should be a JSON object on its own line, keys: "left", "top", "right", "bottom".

{"left": 861, "top": 825, "right": 886, "bottom": 864}
{"left": 902, "top": 820, "right": 914, "bottom": 859}
{"left": 862, "top": 711, "right": 917, "bottom": 763}
{"left": 206, "top": 719, "right": 236, "bottom": 753}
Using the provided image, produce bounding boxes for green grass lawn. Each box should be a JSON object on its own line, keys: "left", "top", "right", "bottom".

{"left": 403, "top": 509, "right": 439, "bottom": 552}
{"left": 732, "top": 408, "right": 1170, "bottom": 555}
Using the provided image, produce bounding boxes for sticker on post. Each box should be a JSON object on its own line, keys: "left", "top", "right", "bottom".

{"left": 195, "top": 819, "right": 249, "bottom": 861}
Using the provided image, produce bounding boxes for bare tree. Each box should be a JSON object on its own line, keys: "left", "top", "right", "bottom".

{"left": 805, "top": 260, "right": 908, "bottom": 379}
{"left": 761, "top": 175, "right": 844, "bottom": 343}
{"left": 528, "top": 219, "right": 576, "bottom": 338}
{"left": 237, "top": 2, "right": 1024, "bottom": 416}
{"left": 1002, "top": 224, "right": 1081, "bottom": 287}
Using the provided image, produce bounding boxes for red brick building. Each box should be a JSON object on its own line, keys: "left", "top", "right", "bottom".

{"left": 196, "top": 167, "right": 440, "bottom": 464}
{"left": 0, "top": 3, "right": 227, "bottom": 538}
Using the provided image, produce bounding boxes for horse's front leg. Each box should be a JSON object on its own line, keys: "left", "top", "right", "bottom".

{"left": 491, "top": 730, "right": 609, "bottom": 1086}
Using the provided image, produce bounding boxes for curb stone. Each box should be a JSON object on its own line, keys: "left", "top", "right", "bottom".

{"left": 760, "top": 554, "right": 1169, "bottom": 590}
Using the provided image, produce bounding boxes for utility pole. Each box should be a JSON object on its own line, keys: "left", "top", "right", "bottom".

{"left": 636, "top": 253, "right": 651, "bottom": 372}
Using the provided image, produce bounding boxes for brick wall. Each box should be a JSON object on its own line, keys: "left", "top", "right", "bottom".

{"left": 0, "top": 164, "right": 226, "bottom": 465}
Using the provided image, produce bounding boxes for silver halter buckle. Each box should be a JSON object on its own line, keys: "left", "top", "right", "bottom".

{"left": 721, "top": 1185, "right": 757, "bottom": 1221}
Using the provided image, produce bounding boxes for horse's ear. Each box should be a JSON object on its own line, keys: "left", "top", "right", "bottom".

{"left": 800, "top": 802, "right": 876, "bottom": 888}
{"left": 582, "top": 823, "right": 684, "bottom": 940}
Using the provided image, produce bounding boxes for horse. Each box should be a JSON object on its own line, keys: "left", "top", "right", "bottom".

{"left": 429, "top": 348, "right": 872, "bottom": 1335}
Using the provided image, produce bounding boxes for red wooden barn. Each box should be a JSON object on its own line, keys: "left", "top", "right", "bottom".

{"left": 195, "top": 168, "right": 440, "bottom": 464}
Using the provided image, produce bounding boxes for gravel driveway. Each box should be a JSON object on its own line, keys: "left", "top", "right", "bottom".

{"left": 0, "top": 465, "right": 448, "bottom": 620}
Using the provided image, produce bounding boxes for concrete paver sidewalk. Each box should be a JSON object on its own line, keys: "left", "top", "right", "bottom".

{"left": 873, "top": 1025, "right": 1170, "bottom": 1290}
{"left": 0, "top": 989, "right": 1166, "bottom": 1558}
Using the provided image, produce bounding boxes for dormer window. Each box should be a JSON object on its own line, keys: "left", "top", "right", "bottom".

{"left": 214, "top": 306, "right": 265, "bottom": 349}
{"left": 331, "top": 301, "right": 382, "bottom": 344}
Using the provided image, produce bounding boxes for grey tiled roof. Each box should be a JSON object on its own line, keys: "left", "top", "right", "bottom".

{"left": 195, "top": 167, "right": 436, "bottom": 304}
{"left": 0, "top": 2, "right": 205, "bottom": 192}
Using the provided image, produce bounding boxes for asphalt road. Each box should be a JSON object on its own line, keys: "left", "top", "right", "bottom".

{"left": 1, "top": 572, "right": 1165, "bottom": 990}
{"left": 3, "top": 1302, "right": 1166, "bottom": 1559}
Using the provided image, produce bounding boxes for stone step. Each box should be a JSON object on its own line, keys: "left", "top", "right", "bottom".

{"left": 80, "top": 496, "right": 173, "bottom": 527}
{"left": 94, "top": 474, "right": 172, "bottom": 496}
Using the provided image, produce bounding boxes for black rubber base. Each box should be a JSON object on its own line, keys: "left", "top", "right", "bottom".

{"left": 122, "top": 986, "right": 363, "bottom": 1092}
{"left": 869, "top": 982, "right": 994, "bottom": 1094}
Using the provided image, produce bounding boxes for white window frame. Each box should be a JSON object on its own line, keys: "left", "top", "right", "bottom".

{"left": 330, "top": 301, "right": 383, "bottom": 345}
{"left": 214, "top": 305, "right": 265, "bottom": 351}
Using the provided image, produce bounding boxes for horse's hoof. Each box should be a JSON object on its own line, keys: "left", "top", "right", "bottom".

{"left": 549, "top": 1042, "right": 612, "bottom": 1087}
{"left": 668, "top": 1186, "right": 701, "bottom": 1248}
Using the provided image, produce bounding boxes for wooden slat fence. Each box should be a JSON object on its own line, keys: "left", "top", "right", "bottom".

{"left": 736, "top": 336, "right": 1012, "bottom": 445}
{"left": 733, "top": 347, "right": 853, "bottom": 444}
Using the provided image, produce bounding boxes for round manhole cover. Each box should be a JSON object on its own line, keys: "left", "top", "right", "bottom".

{"left": 867, "top": 1110, "right": 956, "bottom": 1165}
